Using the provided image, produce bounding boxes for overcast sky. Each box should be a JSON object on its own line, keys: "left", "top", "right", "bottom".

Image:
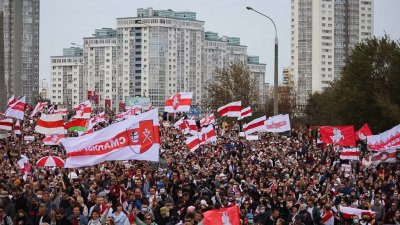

{"left": 40, "top": 0, "right": 400, "bottom": 85}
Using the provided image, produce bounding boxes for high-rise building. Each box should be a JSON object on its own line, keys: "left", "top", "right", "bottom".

{"left": 83, "top": 28, "right": 118, "bottom": 110}
{"left": 50, "top": 47, "right": 83, "bottom": 107}
{"left": 282, "top": 66, "right": 294, "bottom": 87}
{"left": 0, "top": 0, "right": 40, "bottom": 106}
{"left": 291, "top": 0, "right": 373, "bottom": 108}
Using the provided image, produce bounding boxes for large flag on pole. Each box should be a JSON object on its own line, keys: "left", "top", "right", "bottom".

{"left": 320, "top": 126, "right": 356, "bottom": 147}
{"left": 35, "top": 114, "right": 65, "bottom": 135}
{"left": 65, "top": 119, "right": 87, "bottom": 132}
{"left": 164, "top": 92, "right": 192, "bottom": 113}
{"left": 62, "top": 109, "right": 160, "bottom": 168}
{"left": 73, "top": 100, "right": 92, "bottom": 118}
{"left": 217, "top": 101, "right": 241, "bottom": 117}
{"left": 5, "top": 96, "right": 26, "bottom": 120}
{"left": 7, "top": 95, "right": 16, "bottom": 107}
{"left": 239, "top": 106, "right": 252, "bottom": 120}
{"left": 243, "top": 116, "right": 266, "bottom": 135}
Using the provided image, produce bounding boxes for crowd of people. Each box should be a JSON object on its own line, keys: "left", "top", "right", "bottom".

{"left": 0, "top": 107, "right": 399, "bottom": 225}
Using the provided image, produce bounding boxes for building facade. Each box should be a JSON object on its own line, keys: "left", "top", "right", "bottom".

{"left": 83, "top": 28, "right": 118, "bottom": 110}
{"left": 50, "top": 47, "right": 83, "bottom": 107}
{"left": 0, "top": 0, "right": 40, "bottom": 105}
{"left": 291, "top": 0, "right": 373, "bottom": 107}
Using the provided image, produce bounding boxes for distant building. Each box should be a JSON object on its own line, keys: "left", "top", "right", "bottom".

{"left": 50, "top": 47, "right": 83, "bottom": 107}
{"left": 291, "top": 0, "right": 374, "bottom": 107}
{"left": 282, "top": 66, "right": 294, "bottom": 87}
{"left": 0, "top": 0, "right": 40, "bottom": 105}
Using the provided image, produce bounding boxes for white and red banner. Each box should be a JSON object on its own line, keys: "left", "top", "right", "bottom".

{"left": 46, "top": 105, "right": 55, "bottom": 114}
{"left": 239, "top": 106, "right": 252, "bottom": 120}
{"left": 340, "top": 148, "right": 360, "bottom": 161}
{"left": 339, "top": 207, "right": 375, "bottom": 220}
{"left": 355, "top": 123, "right": 372, "bottom": 141}
{"left": 74, "top": 100, "right": 92, "bottom": 118}
{"left": 372, "top": 148, "right": 397, "bottom": 165}
{"left": 164, "top": 92, "right": 192, "bottom": 113}
{"left": 367, "top": 124, "right": 400, "bottom": 151}
{"left": 320, "top": 125, "right": 356, "bottom": 147}
{"left": 218, "top": 101, "right": 241, "bottom": 117}
{"left": 30, "top": 102, "right": 48, "bottom": 118}
{"left": 265, "top": 114, "right": 291, "bottom": 133}
{"left": 35, "top": 114, "right": 65, "bottom": 135}
{"left": 320, "top": 210, "right": 334, "bottom": 225}
{"left": 43, "top": 134, "right": 66, "bottom": 146}
{"left": 13, "top": 120, "right": 21, "bottom": 135}
{"left": 17, "top": 154, "right": 31, "bottom": 175}
{"left": 116, "top": 107, "right": 138, "bottom": 121}
{"left": 185, "top": 135, "right": 201, "bottom": 152}
{"left": 5, "top": 96, "right": 26, "bottom": 120}
{"left": 203, "top": 205, "right": 240, "bottom": 225}
{"left": 87, "top": 112, "right": 106, "bottom": 130}
{"left": 53, "top": 108, "right": 68, "bottom": 116}
{"left": 0, "top": 118, "right": 13, "bottom": 131}
{"left": 200, "top": 114, "right": 215, "bottom": 127}
{"left": 200, "top": 125, "right": 217, "bottom": 144}
{"left": 7, "top": 95, "right": 16, "bottom": 107}
{"left": 243, "top": 116, "right": 266, "bottom": 135}
{"left": 174, "top": 118, "right": 197, "bottom": 135}
{"left": 62, "top": 109, "right": 160, "bottom": 168}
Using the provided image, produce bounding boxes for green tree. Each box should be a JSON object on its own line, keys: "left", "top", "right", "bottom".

{"left": 305, "top": 36, "right": 400, "bottom": 132}
{"left": 202, "top": 62, "right": 261, "bottom": 113}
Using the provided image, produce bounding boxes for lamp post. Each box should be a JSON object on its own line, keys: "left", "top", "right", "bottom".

{"left": 246, "top": 6, "right": 279, "bottom": 115}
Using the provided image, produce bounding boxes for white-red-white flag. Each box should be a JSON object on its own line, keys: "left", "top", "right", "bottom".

{"left": 367, "top": 124, "right": 400, "bottom": 151}
{"left": 372, "top": 149, "right": 397, "bottom": 165}
{"left": 13, "top": 120, "right": 22, "bottom": 135}
{"left": 174, "top": 118, "right": 197, "bottom": 135}
{"left": 116, "top": 107, "right": 138, "bottom": 121}
{"left": 239, "top": 106, "right": 252, "bottom": 120}
{"left": 7, "top": 95, "right": 16, "bottom": 107}
{"left": 62, "top": 109, "right": 160, "bottom": 168}
{"left": 164, "top": 92, "right": 193, "bottom": 113}
{"left": 31, "top": 102, "right": 48, "bottom": 118}
{"left": 35, "top": 114, "right": 65, "bottom": 135}
{"left": 265, "top": 114, "right": 291, "bottom": 133}
{"left": 207, "top": 114, "right": 215, "bottom": 124}
{"left": 53, "top": 108, "right": 68, "bottom": 116}
{"left": 46, "top": 105, "right": 55, "bottom": 114}
{"left": 185, "top": 135, "right": 201, "bottom": 152}
{"left": 87, "top": 112, "right": 106, "bottom": 130}
{"left": 17, "top": 155, "right": 31, "bottom": 175}
{"left": 217, "top": 101, "right": 241, "bottom": 117}
{"left": 339, "top": 207, "right": 375, "bottom": 220}
{"left": 200, "top": 125, "right": 217, "bottom": 144}
{"left": 43, "top": 134, "right": 66, "bottom": 145}
{"left": 243, "top": 116, "right": 267, "bottom": 135}
{"left": 340, "top": 148, "right": 360, "bottom": 161}
{"left": 0, "top": 118, "right": 13, "bottom": 131}
{"left": 73, "top": 100, "right": 92, "bottom": 118}
{"left": 200, "top": 116, "right": 207, "bottom": 127}
{"left": 5, "top": 96, "right": 26, "bottom": 120}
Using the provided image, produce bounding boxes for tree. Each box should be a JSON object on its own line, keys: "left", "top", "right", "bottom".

{"left": 202, "top": 62, "right": 261, "bottom": 113}
{"left": 305, "top": 36, "right": 400, "bottom": 132}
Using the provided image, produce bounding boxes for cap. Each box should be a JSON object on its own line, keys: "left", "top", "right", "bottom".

{"left": 200, "top": 200, "right": 208, "bottom": 207}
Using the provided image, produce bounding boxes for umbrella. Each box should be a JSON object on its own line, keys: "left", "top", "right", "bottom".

{"left": 36, "top": 156, "right": 65, "bottom": 167}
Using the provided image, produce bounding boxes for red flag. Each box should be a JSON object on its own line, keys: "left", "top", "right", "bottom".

{"left": 105, "top": 99, "right": 111, "bottom": 108}
{"left": 319, "top": 126, "right": 356, "bottom": 147}
{"left": 355, "top": 123, "right": 372, "bottom": 141}
{"left": 203, "top": 205, "right": 240, "bottom": 225}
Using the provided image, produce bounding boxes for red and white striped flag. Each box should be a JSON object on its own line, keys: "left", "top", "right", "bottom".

{"left": 7, "top": 95, "right": 16, "bottom": 107}
{"left": 53, "top": 108, "right": 68, "bottom": 116}
{"left": 73, "top": 100, "right": 92, "bottom": 118}
{"left": 46, "top": 105, "right": 55, "bottom": 114}
{"left": 13, "top": 120, "right": 22, "bottom": 135}
{"left": 43, "top": 134, "right": 66, "bottom": 145}
{"left": 87, "top": 112, "right": 106, "bottom": 130}
{"left": 340, "top": 148, "right": 360, "bottom": 161}
{"left": 5, "top": 96, "right": 26, "bottom": 120}
{"left": 320, "top": 210, "right": 334, "bottom": 225}
{"left": 185, "top": 135, "right": 201, "bottom": 152}
{"left": 200, "top": 125, "right": 217, "bottom": 144}
{"left": 31, "top": 102, "right": 48, "bottom": 118}
{"left": 339, "top": 207, "right": 375, "bottom": 220}
{"left": 372, "top": 149, "right": 397, "bottom": 165}
{"left": 239, "top": 106, "right": 252, "bottom": 120}
{"left": 35, "top": 114, "right": 65, "bottom": 135}
{"left": 17, "top": 155, "right": 31, "bottom": 175}
{"left": 243, "top": 116, "right": 266, "bottom": 135}
{"left": 174, "top": 118, "right": 197, "bottom": 135}
{"left": 0, "top": 118, "right": 13, "bottom": 131}
{"left": 207, "top": 114, "right": 215, "bottom": 124}
{"left": 200, "top": 116, "right": 207, "bottom": 127}
{"left": 217, "top": 101, "right": 241, "bottom": 117}
{"left": 164, "top": 92, "right": 192, "bottom": 113}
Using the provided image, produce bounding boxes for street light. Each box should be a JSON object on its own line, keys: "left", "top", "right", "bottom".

{"left": 246, "top": 6, "right": 279, "bottom": 115}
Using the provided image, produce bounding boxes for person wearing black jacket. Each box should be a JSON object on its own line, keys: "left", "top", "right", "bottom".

{"left": 12, "top": 187, "right": 28, "bottom": 214}
{"left": 54, "top": 208, "right": 72, "bottom": 225}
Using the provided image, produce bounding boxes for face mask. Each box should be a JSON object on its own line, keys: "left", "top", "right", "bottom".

{"left": 37, "top": 195, "right": 42, "bottom": 199}
{"left": 142, "top": 208, "right": 148, "bottom": 213}
{"left": 90, "top": 177, "right": 95, "bottom": 181}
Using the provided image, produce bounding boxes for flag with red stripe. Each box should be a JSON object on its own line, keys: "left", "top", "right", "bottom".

{"left": 35, "top": 114, "right": 65, "bottom": 135}
{"left": 243, "top": 116, "right": 266, "bottom": 135}
{"left": 217, "top": 101, "right": 241, "bottom": 117}
{"left": 372, "top": 149, "right": 397, "bottom": 165}
{"left": 339, "top": 207, "right": 375, "bottom": 220}
{"left": 340, "top": 148, "right": 360, "bottom": 160}
{"left": 200, "top": 125, "right": 217, "bottom": 144}
{"left": 185, "top": 135, "right": 200, "bottom": 152}
{"left": 0, "top": 118, "right": 13, "bottom": 131}
{"left": 13, "top": 120, "right": 22, "bottom": 135}
{"left": 31, "top": 102, "right": 48, "bottom": 118}
{"left": 73, "top": 100, "right": 92, "bottom": 118}
{"left": 7, "top": 95, "right": 16, "bottom": 107}
{"left": 43, "top": 134, "right": 66, "bottom": 145}
{"left": 239, "top": 106, "right": 252, "bottom": 120}
{"left": 164, "top": 92, "right": 192, "bottom": 113}
{"left": 355, "top": 123, "right": 372, "bottom": 141}
{"left": 5, "top": 96, "right": 26, "bottom": 120}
